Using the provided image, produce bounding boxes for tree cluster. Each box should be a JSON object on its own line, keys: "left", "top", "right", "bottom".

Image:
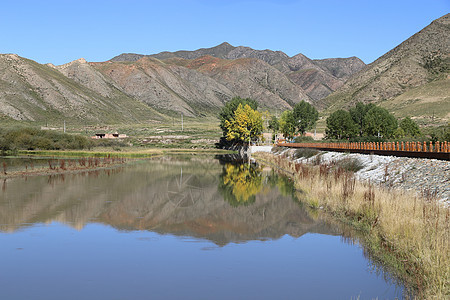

{"left": 218, "top": 98, "right": 319, "bottom": 146}
{"left": 325, "top": 102, "right": 421, "bottom": 140}
{"left": 277, "top": 101, "right": 319, "bottom": 140}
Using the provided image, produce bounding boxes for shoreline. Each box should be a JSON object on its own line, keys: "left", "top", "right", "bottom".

{"left": 0, "top": 157, "right": 129, "bottom": 180}
{"left": 17, "top": 148, "right": 234, "bottom": 157}
{"left": 252, "top": 150, "right": 449, "bottom": 298}
{"left": 270, "top": 147, "right": 449, "bottom": 205}
{"left": 0, "top": 148, "right": 236, "bottom": 180}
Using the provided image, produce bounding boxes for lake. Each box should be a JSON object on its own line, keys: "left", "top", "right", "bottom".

{"left": 0, "top": 155, "right": 404, "bottom": 299}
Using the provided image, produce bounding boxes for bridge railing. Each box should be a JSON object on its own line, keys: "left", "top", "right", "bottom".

{"left": 277, "top": 141, "right": 449, "bottom": 153}
{"left": 276, "top": 141, "right": 450, "bottom": 160}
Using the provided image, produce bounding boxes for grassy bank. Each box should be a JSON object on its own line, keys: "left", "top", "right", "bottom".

{"left": 0, "top": 121, "right": 225, "bottom": 153}
{"left": 253, "top": 152, "right": 449, "bottom": 298}
{"left": 18, "top": 148, "right": 234, "bottom": 158}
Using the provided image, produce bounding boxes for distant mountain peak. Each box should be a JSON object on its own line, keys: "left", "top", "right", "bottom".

{"left": 216, "top": 41, "right": 234, "bottom": 48}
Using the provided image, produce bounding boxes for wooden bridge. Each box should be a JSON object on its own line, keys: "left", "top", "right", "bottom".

{"left": 277, "top": 141, "right": 450, "bottom": 161}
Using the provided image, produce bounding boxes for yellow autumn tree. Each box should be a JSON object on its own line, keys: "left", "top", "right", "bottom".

{"left": 219, "top": 163, "right": 265, "bottom": 206}
{"left": 224, "top": 104, "right": 263, "bottom": 145}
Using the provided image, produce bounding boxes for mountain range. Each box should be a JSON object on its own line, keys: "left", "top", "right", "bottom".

{"left": 0, "top": 13, "right": 448, "bottom": 125}
{"left": 321, "top": 13, "right": 449, "bottom": 125}
{"left": 112, "top": 42, "right": 365, "bottom": 103}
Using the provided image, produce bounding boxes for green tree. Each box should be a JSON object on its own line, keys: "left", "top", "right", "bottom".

{"left": 363, "top": 106, "right": 398, "bottom": 138}
{"left": 349, "top": 102, "right": 376, "bottom": 136}
{"left": 219, "top": 96, "right": 258, "bottom": 136}
{"left": 325, "top": 110, "right": 358, "bottom": 139}
{"left": 400, "top": 117, "right": 421, "bottom": 137}
{"left": 224, "top": 104, "right": 263, "bottom": 145}
{"left": 393, "top": 127, "right": 405, "bottom": 139}
{"left": 292, "top": 101, "right": 319, "bottom": 134}
{"left": 429, "top": 124, "right": 450, "bottom": 142}
{"left": 268, "top": 115, "right": 279, "bottom": 142}
{"left": 279, "top": 110, "right": 296, "bottom": 140}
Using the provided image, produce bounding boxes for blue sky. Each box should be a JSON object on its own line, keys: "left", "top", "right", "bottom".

{"left": 1, "top": 0, "right": 448, "bottom": 65}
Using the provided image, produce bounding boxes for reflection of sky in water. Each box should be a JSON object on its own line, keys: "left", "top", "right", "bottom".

{"left": 0, "top": 158, "right": 403, "bottom": 299}
{"left": 0, "top": 222, "right": 402, "bottom": 300}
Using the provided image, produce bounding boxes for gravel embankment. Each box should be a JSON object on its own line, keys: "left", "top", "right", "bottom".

{"left": 274, "top": 149, "right": 450, "bottom": 205}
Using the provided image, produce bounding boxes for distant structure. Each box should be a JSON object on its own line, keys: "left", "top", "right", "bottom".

{"left": 91, "top": 132, "right": 127, "bottom": 139}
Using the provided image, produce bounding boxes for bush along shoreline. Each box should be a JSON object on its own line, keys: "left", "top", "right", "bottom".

{"left": 253, "top": 151, "right": 449, "bottom": 298}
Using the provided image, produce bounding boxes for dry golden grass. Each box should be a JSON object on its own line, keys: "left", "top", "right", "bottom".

{"left": 254, "top": 152, "right": 449, "bottom": 299}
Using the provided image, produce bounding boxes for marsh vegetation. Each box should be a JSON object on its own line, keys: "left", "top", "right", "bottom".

{"left": 253, "top": 151, "right": 449, "bottom": 298}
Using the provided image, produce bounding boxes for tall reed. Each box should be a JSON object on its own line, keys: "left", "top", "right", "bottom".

{"left": 254, "top": 152, "right": 449, "bottom": 298}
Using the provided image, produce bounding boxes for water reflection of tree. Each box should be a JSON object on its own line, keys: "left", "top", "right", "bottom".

{"left": 266, "top": 169, "right": 296, "bottom": 198}
{"left": 218, "top": 162, "right": 264, "bottom": 207}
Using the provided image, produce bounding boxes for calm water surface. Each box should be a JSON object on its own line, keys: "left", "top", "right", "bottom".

{"left": 0, "top": 155, "right": 403, "bottom": 299}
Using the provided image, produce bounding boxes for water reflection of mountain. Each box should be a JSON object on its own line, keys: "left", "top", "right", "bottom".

{"left": 0, "top": 156, "right": 339, "bottom": 245}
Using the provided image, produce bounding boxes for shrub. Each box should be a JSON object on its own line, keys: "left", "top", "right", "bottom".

{"left": 294, "top": 148, "right": 319, "bottom": 159}
{"left": 335, "top": 157, "right": 364, "bottom": 173}
{"left": 0, "top": 127, "right": 92, "bottom": 152}
{"left": 293, "top": 135, "right": 315, "bottom": 143}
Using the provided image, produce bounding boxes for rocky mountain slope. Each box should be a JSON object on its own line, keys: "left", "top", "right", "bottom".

{"left": 90, "top": 57, "right": 235, "bottom": 117}
{"left": 0, "top": 42, "right": 366, "bottom": 122}
{"left": 321, "top": 13, "right": 450, "bottom": 125}
{"left": 0, "top": 54, "right": 163, "bottom": 123}
{"left": 91, "top": 55, "right": 311, "bottom": 115}
{"left": 112, "top": 42, "right": 365, "bottom": 101}
{"left": 165, "top": 55, "right": 309, "bottom": 109}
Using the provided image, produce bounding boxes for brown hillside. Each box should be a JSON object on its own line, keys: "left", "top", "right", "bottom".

{"left": 321, "top": 13, "right": 450, "bottom": 125}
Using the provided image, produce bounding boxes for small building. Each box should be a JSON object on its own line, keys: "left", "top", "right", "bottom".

{"left": 91, "top": 132, "right": 127, "bottom": 139}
